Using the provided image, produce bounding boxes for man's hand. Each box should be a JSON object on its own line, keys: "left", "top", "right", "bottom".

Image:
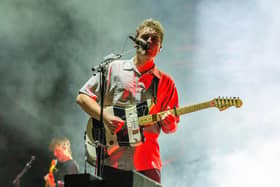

{"left": 159, "top": 110, "right": 177, "bottom": 124}
{"left": 44, "top": 174, "right": 56, "bottom": 187}
{"left": 159, "top": 107, "right": 178, "bottom": 133}
{"left": 103, "top": 113, "right": 125, "bottom": 134}
{"left": 57, "top": 180, "right": 64, "bottom": 187}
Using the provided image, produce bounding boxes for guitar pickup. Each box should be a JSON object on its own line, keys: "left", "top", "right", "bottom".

{"left": 132, "top": 129, "right": 139, "bottom": 135}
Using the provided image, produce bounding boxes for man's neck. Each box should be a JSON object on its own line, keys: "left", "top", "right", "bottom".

{"left": 57, "top": 156, "right": 72, "bottom": 163}
{"left": 134, "top": 56, "right": 154, "bottom": 74}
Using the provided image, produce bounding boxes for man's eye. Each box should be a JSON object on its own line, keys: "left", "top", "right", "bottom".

{"left": 152, "top": 37, "right": 159, "bottom": 42}
{"left": 141, "top": 35, "right": 159, "bottom": 43}
{"left": 141, "top": 35, "right": 149, "bottom": 41}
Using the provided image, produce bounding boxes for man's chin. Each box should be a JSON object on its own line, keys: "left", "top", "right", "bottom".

{"left": 144, "top": 51, "right": 155, "bottom": 57}
{"left": 141, "top": 55, "right": 154, "bottom": 61}
{"left": 137, "top": 51, "right": 155, "bottom": 60}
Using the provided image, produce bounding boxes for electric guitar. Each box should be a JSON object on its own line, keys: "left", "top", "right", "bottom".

{"left": 45, "top": 159, "right": 57, "bottom": 187}
{"left": 85, "top": 96, "right": 243, "bottom": 160}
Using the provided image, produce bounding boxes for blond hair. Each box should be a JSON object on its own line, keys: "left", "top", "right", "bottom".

{"left": 49, "top": 137, "right": 72, "bottom": 158}
{"left": 136, "top": 18, "right": 164, "bottom": 45}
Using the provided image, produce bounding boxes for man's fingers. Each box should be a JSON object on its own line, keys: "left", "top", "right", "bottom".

{"left": 159, "top": 106, "right": 177, "bottom": 122}
{"left": 160, "top": 110, "right": 171, "bottom": 120}
{"left": 107, "top": 119, "right": 124, "bottom": 134}
{"left": 114, "top": 120, "right": 124, "bottom": 133}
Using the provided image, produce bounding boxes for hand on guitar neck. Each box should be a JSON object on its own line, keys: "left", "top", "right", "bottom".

{"left": 158, "top": 106, "right": 178, "bottom": 133}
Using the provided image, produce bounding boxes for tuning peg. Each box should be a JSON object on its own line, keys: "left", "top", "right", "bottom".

{"left": 217, "top": 96, "right": 221, "bottom": 106}
{"left": 225, "top": 97, "right": 229, "bottom": 106}
{"left": 229, "top": 97, "right": 233, "bottom": 105}
{"left": 221, "top": 97, "right": 225, "bottom": 106}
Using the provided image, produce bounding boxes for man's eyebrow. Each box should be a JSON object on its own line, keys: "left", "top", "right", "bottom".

{"left": 141, "top": 33, "right": 159, "bottom": 36}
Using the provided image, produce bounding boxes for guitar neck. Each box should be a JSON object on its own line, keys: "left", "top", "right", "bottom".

{"left": 138, "top": 100, "right": 214, "bottom": 127}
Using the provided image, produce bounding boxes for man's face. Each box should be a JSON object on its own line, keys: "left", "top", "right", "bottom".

{"left": 137, "top": 27, "right": 161, "bottom": 58}
{"left": 53, "top": 145, "right": 67, "bottom": 161}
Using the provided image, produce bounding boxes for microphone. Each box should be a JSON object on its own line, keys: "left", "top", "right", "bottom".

{"left": 129, "top": 35, "right": 149, "bottom": 51}
{"left": 26, "top": 155, "right": 36, "bottom": 168}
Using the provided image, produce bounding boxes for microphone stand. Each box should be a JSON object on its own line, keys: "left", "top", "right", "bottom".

{"left": 91, "top": 53, "right": 122, "bottom": 178}
{"left": 12, "top": 156, "right": 36, "bottom": 187}
{"left": 84, "top": 131, "right": 88, "bottom": 174}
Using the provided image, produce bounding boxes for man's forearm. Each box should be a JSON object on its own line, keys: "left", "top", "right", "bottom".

{"left": 76, "top": 93, "right": 101, "bottom": 120}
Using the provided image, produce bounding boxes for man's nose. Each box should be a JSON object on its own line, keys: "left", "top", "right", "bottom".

{"left": 147, "top": 36, "right": 152, "bottom": 43}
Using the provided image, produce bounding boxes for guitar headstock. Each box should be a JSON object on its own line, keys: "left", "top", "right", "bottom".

{"left": 212, "top": 96, "right": 243, "bottom": 111}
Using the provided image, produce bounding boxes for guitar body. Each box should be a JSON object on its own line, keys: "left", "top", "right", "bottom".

{"left": 85, "top": 100, "right": 151, "bottom": 161}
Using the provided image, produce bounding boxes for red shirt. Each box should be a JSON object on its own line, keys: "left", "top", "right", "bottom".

{"left": 134, "top": 68, "right": 180, "bottom": 170}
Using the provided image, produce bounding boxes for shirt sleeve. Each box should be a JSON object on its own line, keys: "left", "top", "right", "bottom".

{"left": 79, "top": 60, "right": 114, "bottom": 101}
{"left": 157, "top": 74, "right": 180, "bottom": 134}
{"left": 79, "top": 73, "right": 101, "bottom": 101}
{"left": 66, "top": 160, "right": 79, "bottom": 174}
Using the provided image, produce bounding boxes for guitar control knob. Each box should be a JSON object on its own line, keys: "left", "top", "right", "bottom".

{"left": 109, "top": 140, "right": 114, "bottom": 145}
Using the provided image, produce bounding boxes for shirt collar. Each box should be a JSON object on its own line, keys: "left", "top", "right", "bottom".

{"left": 123, "top": 57, "right": 161, "bottom": 79}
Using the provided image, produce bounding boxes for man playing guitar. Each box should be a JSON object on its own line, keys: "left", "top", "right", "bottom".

{"left": 44, "top": 137, "right": 79, "bottom": 187}
{"left": 77, "top": 18, "right": 179, "bottom": 183}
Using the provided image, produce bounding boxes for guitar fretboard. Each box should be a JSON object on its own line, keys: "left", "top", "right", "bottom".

{"left": 138, "top": 100, "right": 213, "bottom": 126}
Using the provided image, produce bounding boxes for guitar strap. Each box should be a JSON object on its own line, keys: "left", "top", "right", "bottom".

{"left": 152, "top": 72, "right": 160, "bottom": 104}
{"left": 152, "top": 73, "right": 162, "bottom": 129}
{"left": 137, "top": 74, "right": 160, "bottom": 143}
